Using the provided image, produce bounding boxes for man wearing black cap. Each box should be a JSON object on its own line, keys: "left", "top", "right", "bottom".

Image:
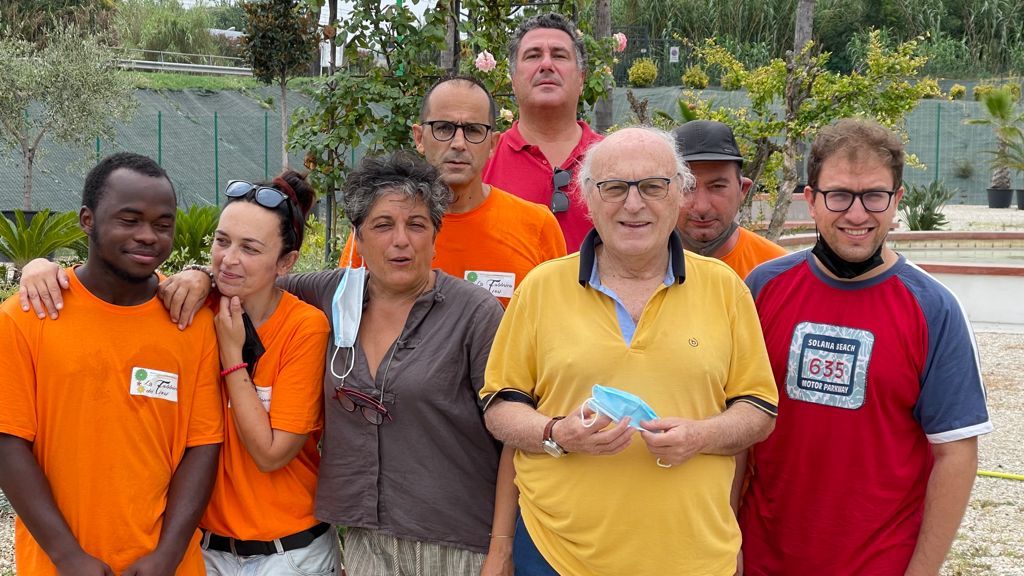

{"left": 672, "top": 120, "right": 786, "bottom": 279}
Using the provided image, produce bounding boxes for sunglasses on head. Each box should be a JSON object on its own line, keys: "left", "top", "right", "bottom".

{"left": 223, "top": 180, "right": 303, "bottom": 242}
{"left": 551, "top": 168, "right": 572, "bottom": 214}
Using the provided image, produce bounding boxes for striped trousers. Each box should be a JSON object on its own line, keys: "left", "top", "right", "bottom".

{"left": 344, "top": 527, "right": 486, "bottom": 576}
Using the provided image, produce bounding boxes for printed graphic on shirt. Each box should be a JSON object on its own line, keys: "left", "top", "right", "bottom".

{"left": 786, "top": 322, "right": 874, "bottom": 410}
{"left": 130, "top": 367, "right": 179, "bottom": 402}
{"left": 255, "top": 385, "right": 272, "bottom": 412}
{"left": 465, "top": 270, "right": 515, "bottom": 299}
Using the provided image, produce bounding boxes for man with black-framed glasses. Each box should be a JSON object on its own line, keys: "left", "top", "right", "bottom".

{"left": 339, "top": 75, "right": 566, "bottom": 307}
{"left": 740, "top": 118, "right": 991, "bottom": 575}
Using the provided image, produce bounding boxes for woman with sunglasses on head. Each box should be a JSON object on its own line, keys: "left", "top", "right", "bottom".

{"left": 18, "top": 171, "right": 342, "bottom": 575}
{"left": 173, "top": 152, "right": 506, "bottom": 575}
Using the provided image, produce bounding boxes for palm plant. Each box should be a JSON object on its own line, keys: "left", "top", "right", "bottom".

{"left": 162, "top": 204, "right": 219, "bottom": 274}
{"left": 0, "top": 210, "right": 85, "bottom": 270}
{"left": 967, "top": 88, "right": 1024, "bottom": 190}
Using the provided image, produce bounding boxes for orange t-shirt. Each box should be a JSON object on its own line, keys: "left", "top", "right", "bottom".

{"left": 720, "top": 227, "right": 789, "bottom": 279}
{"left": 201, "top": 291, "right": 329, "bottom": 540}
{"left": 340, "top": 186, "right": 566, "bottom": 306}
{"left": 0, "top": 267, "right": 223, "bottom": 576}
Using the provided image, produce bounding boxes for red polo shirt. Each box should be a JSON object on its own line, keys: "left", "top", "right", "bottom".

{"left": 483, "top": 120, "right": 603, "bottom": 253}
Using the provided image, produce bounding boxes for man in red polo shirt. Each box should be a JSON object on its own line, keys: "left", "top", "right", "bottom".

{"left": 483, "top": 12, "right": 602, "bottom": 253}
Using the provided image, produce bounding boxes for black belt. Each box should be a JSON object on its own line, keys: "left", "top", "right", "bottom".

{"left": 202, "top": 522, "right": 331, "bottom": 556}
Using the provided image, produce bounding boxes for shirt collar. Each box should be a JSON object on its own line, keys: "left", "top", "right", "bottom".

{"left": 577, "top": 228, "right": 687, "bottom": 287}
{"left": 503, "top": 120, "right": 600, "bottom": 154}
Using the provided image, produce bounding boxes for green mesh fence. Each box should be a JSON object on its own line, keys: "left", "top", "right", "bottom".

{"left": 0, "top": 86, "right": 1019, "bottom": 212}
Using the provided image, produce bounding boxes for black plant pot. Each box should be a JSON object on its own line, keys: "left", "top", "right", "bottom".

{"left": 1017, "top": 189, "right": 1024, "bottom": 210}
{"left": 987, "top": 188, "right": 1013, "bottom": 208}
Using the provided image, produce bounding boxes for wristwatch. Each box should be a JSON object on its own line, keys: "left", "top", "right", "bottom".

{"left": 542, "top": 416, "right": 568, "bottom": 458}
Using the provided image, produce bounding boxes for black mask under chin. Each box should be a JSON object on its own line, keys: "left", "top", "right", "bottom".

{"left": 681, "top": 221, "right": 739, "bottom": 257}
{"left": 811, "top": 233, "right": 884, "bottom": 279}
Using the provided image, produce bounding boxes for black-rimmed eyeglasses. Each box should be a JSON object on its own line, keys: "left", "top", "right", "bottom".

{"left": 813, "top": 188, "right": 896, "bottom": 213}
{"left": 594, "top": 177, "right": 674, "bottom": 203}
{"left": 224, "top": 180, "right": 303, "bottom": 240}
{"left": 551, "top": 168, "right": 572, "bottom": 214}
{"left": 423, "top": 121, "right": 493, "bottom": 144}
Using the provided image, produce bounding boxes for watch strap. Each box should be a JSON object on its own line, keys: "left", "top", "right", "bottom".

{"left": 543, "top": 416, "right": 567, "bottom": 453}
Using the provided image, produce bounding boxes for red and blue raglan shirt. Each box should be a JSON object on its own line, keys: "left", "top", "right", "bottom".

{"left": 739, "top": 250, "right": 992, "bottom": 576}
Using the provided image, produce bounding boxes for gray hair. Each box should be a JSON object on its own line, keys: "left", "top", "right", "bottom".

{"left": 508, "top": 12, "right": 587, "bottom": 77}
{"left": 343, "top": 151, "right": 449, "bottom": 234}
{"left": 576, "top": 126, "right": 695, "bottom": 202}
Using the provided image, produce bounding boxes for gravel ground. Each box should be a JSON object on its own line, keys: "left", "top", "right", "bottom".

{"left": 1, "top": 204, "right": 1021, "bottom": 574}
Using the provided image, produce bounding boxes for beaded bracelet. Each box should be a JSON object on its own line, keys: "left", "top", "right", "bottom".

{"left": 181, "top": 264, "right": 216, "bottom": 290}
{"left": 220, "top": 362, "right": 248, "bottom": 377}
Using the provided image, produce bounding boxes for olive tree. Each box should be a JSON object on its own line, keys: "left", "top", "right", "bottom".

{"left": 0, "top": 24, "right": 137, "bottom": 210}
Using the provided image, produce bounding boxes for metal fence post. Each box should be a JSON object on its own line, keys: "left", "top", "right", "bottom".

{"left": 264, "top": 112, "right": 269, "bottom": 180}
{"left": 95, "top": 137, "right": 101, "bottom": 162}
{"left": 157, "top": 110, "right": 163, "bottom": 165}
{"left": 214, "top": 111, "right": 220, "bottom": 207}
{"left": 934, "top": 101, "right": 941, "bottom": 184}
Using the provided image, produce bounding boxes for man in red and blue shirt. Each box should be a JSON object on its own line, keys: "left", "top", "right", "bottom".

{"left": 739, "top": 118, "right": 991, "bottom": 576}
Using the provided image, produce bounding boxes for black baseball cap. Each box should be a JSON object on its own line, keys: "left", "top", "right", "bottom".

{"left": 672, "top": 120, "right": 744, "bottom": 166}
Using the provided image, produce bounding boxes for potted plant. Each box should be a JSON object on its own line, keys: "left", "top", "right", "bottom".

{"left": 967, "top": 87, "right": 1023, "bottom": 208}
{"left": 1005, "top": 128, "right": 1024, "bottom": 209}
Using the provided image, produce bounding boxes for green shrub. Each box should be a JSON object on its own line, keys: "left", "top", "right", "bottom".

{"left": 1004, "top": 82, "right": 1022, "bottom": 102}
{"left": 0, "top": 210, "right": 86, "bottom": 270}
{"left": 627, "top": 58, "right": 658, "bottom": 88}
{"left": 954, "top": 157, "right": 974, "bottom": 179}
{"left": 917, "top": 77, "right": 942, "bottom": 99}
{"left": 898, "top": 180, "right": 956, "bottom": 231}
{"left": 973, "top": 84, "right": 995, "bottom": 101}
{"left": 949, "top": 84, "right": 967, "bottom": 100}
{"left": 681, "top": 65, "right": 709, "bottom": 89}
{"left": 720, "top": 70, "right": 742, "bottom": 91}
{"left": 162, "top": 204, "right": 219, "bottom": 274}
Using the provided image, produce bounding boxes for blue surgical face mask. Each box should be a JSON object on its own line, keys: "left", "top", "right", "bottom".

{"left": 581, "top": 384, "right": 658, "bottom": 430}
{"left": 330, "top": 266, "right": 366, "bottom": 380}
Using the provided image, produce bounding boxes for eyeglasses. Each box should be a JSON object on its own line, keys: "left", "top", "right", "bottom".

{"left": 334, "top": 386, "right": 393, "bottom": 425}
{"left": 423, "top": 121, "right": 492, "bottom": 144}
{"left": 813, "top": 188, "right": 896, "bottom": 213}
{"left": 551, "top": 168, "right": 572, "bottom": 214}
{"left": 593, "top": 177, "right": 674, "bottom": 203}
{"left": 331, "top": 340, "right": 398, "bottom": 426}
{"left": 224, "top": 180, "right": 303, "bottom": 242}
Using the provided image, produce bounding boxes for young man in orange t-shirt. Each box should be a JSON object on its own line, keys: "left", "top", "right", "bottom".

{"left": 0, "top": 153, "right": 223, "bottom": 576}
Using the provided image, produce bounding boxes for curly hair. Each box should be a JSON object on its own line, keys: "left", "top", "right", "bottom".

{"left": 343, "top": 151, "right": 449, "bottom": 235}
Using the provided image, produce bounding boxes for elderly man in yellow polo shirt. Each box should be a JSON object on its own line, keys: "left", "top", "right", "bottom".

{"left": 480, "top": 126, "right": 778, "bottom": 575}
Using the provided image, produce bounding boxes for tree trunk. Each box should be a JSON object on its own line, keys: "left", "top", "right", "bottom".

{"left": 766, "top": 0, "right": 815, "bottom": 241}
{"left": 594, "top": 0, "right": 612, "bottom": 133}
{"left": 325, "top": 0, "right": 338, "bottom": 264}
{"left": 794, "top": 0, "right": 815, "bottom": 52}
{"left": 439, "top": 0, "right": 459, "bottom": 73}
{"left": 280, "top": 80, "right": 289, "bottom": 171}
{"left": 22, "top": 147, "right": 35, "bottom": 211}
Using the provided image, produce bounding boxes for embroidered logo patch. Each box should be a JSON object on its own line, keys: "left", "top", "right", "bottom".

{"left": 130, "top": 366, "right": 179, "bottom": 403}
{"left": 465, "top": 270, "right": 515, "bottom": 299}
{"left": 785, "top": 322, "right": 874, "bottom": 410}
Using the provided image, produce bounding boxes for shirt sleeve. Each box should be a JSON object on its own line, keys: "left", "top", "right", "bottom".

{"left": 480, "top": 281, "right": 539, "bottom": 410}
{"left": 538, "top": 211, "right": 568, "bottom": 261}
{"left": 186, "top": 312, "right": 225, "bottom": 447}
{"left": 278, "top": 269, "right": 342, "bottom": 309}
{"left": 268, "top": 308, "right": 330, "bottom": 435}
{"left": 724, "top": 284, "right": 779, "bottom": 416}
{"left": 0, "top": 306, "right": 38, "bottom": 441}
{"left": 913, "top": 290, "right": 992, "bottom": 443}
{"left": 466, "top": 296, "right": 505, "bottom": 401}
{"left": 338, "top": 230, "right": 357, "bottom": 267}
